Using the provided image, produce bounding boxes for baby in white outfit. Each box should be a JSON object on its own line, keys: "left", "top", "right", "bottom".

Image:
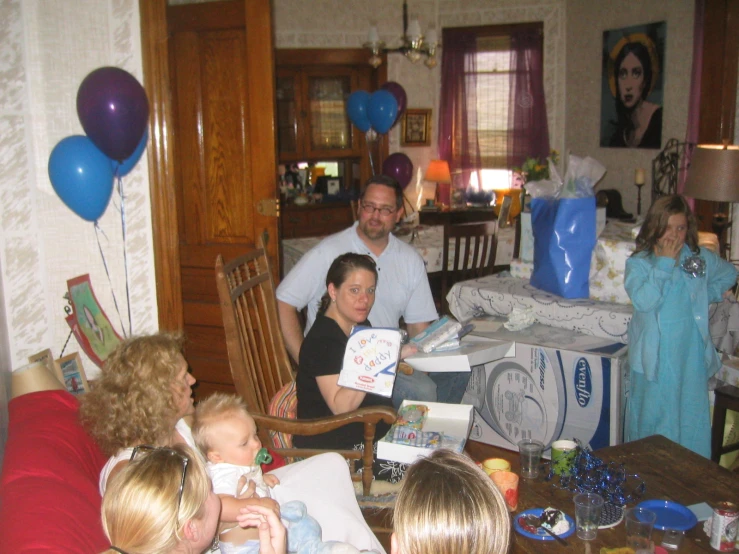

{"left": 193, "top": 393, "right": 279, "bottom": 554}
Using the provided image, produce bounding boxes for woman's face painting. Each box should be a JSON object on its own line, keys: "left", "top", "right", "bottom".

{"left": 618, "top": 52, "right": 645, "bottom": 109}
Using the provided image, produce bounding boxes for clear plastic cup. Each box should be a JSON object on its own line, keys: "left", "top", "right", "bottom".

{"left": 573, "top": 493, "right": 604, "bottom": 540}
{"left": 517, "top": 438, "right": 544, "bottom": 479}
{"left": 625, "top": 507, "right": 657, "bottom": 551}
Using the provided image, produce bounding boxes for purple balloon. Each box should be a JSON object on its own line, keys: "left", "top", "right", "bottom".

{"left": 381, "top": 81, "right": 407, "bottom": 126}
{"left": 382, "top": 153, "right": 414, "bottom": 190}
{"left": 77, "top": 67, "right": 149, "bottom": 162}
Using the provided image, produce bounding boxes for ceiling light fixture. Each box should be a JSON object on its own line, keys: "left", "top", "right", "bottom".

{"left": 364, "top": 1, "right": 439, "bottom": 69}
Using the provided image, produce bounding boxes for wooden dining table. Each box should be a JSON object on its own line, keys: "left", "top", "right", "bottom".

{"left": 363, "top": 435, "right": 738, "bottom": 553}
{"left": 465, "top": 435, "right": 738, "bottom": 553}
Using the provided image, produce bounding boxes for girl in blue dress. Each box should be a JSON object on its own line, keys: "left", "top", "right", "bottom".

{"left": 625, "top": 194, "right": 737, "bottom": 457}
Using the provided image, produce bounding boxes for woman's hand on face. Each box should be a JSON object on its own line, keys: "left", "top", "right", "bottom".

{"left": 237, "top": 504, "right": 287, "bottom": 554}
{"left": 656, "top": 236, "right": 682, "bottom": 260}
{"left": 400, "top": 343, "right": 418, "bottom": 360}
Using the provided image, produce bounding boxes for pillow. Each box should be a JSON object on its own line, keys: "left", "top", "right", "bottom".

{"left": 0, "top": 390, "right": 109, "bottom": 553}
{"left": 266, "top": 381, "right": 297, "bottom": 449}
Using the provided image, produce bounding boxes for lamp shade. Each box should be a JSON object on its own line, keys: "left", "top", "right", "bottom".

{"left": 424, "top": 159, "right": 452, "bottom": 183}
{"left": 683, "top": 144, "right": 739, "bottom": 202}
{"left": 11, "top": 361, "right": 64, "bottom": 400}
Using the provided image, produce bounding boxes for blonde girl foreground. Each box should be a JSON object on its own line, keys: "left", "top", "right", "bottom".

{"left": 392, "top": 450, "right": 510, "bottom": 554}
{"left": 101, "top": 444, "right": 284, "bottom": 554}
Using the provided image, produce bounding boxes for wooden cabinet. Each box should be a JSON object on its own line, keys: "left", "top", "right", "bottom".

{"left": 281, "top": 203, "right": 354, "bottom": 239}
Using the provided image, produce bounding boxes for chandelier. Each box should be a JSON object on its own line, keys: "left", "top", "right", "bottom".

{"left": 364, "top": 1, "right": 439, "bottom": 69}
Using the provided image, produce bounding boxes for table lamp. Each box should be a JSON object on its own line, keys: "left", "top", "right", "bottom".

{"left": 683, "top": 143, "right": 739, "bottom": 258}
{"left": 11, "top": 360, "right": 64, "bottom": 399}
{"left": 425, "top": 159, "right": 452, "bottom": 207}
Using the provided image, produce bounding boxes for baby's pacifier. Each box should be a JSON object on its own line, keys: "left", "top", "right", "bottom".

{"left": 255, "top": 447, "right": 272, "bottom": 465}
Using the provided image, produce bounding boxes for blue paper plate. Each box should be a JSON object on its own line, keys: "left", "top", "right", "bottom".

{"left": 514, "top": 508, "right": 576, "bottom": 541}
{"left": 636, "top": 500, "right": 698, "bottom": 531}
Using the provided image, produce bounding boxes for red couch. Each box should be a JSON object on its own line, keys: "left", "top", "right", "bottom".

{"left": 0, "top": 389, "right": 288, "bottom": 552}
{"left": 0, "top": 390, "right": 109, "bottom": 553}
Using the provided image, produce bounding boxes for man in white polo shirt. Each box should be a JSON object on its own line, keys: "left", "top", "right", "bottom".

{"left": 277, "top": 175, "right": 470, "bottom": 406}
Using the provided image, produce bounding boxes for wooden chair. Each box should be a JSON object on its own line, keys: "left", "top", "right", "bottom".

{"left": 215, "top": 240, "right": 396, "bottom": 495}
{"left": 439, "top": 221, "right": 498, "bottom": 314}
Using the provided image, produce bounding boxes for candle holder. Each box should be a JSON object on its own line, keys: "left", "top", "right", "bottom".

{"left": 635, "top": 182, "right": 645, "bottom": 216}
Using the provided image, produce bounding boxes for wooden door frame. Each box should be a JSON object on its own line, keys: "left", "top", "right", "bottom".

{"left": 139, "top": 0, "right": 277, "bottom": 330}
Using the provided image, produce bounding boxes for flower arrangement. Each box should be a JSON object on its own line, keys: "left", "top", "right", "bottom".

{"left": 514, "top": 150, "right": 559, "bottom": 184}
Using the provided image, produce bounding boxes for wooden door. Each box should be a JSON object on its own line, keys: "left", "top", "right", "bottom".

{"left": 165, "top": 0, "right": 278, "bottom": 398}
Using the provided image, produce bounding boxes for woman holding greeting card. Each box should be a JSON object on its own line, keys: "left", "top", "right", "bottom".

{"left": 295, "top": 253, "right": 416, "bottom": 482}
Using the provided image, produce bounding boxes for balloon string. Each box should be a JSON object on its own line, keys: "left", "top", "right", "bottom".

{"left": 117, "top": 175, "right": 133, "bottom": 336}
{"left": 94, "top": 222, "right": 128, "bottom": 338}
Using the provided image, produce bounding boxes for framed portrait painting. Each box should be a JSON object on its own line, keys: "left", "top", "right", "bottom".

{"left": 401, "top": 108, "right": 432, "bottom": 146}
{"left": 600, "top": 21, "right": 666, "bottom": 149}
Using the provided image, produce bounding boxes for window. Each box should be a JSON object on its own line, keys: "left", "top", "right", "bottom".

{"left": 439, "top": 23, "right": 548, "bottom": 193}
{"left": 474, "top": 36, "right": 512, "bottom": 170}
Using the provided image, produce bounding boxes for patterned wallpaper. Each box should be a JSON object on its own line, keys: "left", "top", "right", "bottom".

{"left": 0, "top": 0, "right": 158, "bottom": 399}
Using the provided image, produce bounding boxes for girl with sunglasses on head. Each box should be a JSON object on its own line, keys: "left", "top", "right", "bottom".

{"left": 101, "top": 444, "right": 285, "bottom": 554}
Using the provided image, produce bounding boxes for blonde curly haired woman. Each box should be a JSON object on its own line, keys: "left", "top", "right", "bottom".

{"left": 392, "top": 450, "right": 510, "bottom": 554}
{"left": 81, "top": 333, "right": 384, "bottom": 553}
{"left": 101, "top": 444, "right": 285, "bottom": 554}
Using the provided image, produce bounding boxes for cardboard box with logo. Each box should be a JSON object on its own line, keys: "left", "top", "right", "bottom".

{"left": 463, "top": 319, "right": 628, "bottom": 455}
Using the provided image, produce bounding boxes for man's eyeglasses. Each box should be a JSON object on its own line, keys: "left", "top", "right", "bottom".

{"left": 130, "top": 445, "right": 189, "bottom": 516}
{"left": 360, "top": 202, "right": 397, "bottom": 216}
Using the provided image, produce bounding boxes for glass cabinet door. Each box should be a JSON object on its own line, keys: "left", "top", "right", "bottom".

{"left": 306, "top": 75, "right": 351, "bottom": 152}
{"left": 276, "top": 72, "right": 299, "bottom": 155}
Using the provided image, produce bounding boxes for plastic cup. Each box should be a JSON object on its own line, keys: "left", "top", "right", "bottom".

{"left": 482, "top": 458, "right": 511, "bottom": 475}
{"left": 625, "top": 507, "right": 657, "bottom": 551}
{"left": 517, "top": 438, "right": 544, "bottom": 479}
{"left": 573, "top": 493, "right": 604, "bottom": 540}
{"left": 490, "top": 471, "right": 519, "bottom": 512}
{"left": 551, "top": 439, "right": 578, "bottom": 475}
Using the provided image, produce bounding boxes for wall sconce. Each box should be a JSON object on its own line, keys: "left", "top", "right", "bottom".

{"left": 683, "top": 143, "right": 739, "bottom": 258}
{"left": 425, "top": 159, "right": 452, "bottom": 206}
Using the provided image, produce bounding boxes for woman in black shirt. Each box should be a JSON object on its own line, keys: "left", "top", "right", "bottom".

{"left": 294, "top": 253, "right": 415, "bottom": 482}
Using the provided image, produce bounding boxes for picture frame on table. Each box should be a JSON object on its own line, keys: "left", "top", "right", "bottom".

{"left": 401, "top": 108, "right": 432, "bottom": 147}
{"left": 54, "top": 352, "right": 90, "bottom": 396}
{"left": 326, "top": 177, "right": 342, "bottom": 196}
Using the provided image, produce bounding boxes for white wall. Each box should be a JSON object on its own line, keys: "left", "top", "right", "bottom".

{"left": 0, "top": 0, "right": 158, "bottom": 463}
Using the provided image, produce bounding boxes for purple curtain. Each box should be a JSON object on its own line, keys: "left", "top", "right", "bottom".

{"left": 507, "top": 26, "right": 550, "bottom": 169}
{"left": 678, "top": 0, "right": 704, "bottom": 203}
{"left": 438, "top": 28, "right": 481, "bottom": 189}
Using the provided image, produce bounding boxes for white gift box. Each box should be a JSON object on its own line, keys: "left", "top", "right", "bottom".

{"left": 377, "top": 400, "right": 474, "bottom": 464}
{"left": 404, "top": 335, "right": 515, "bottom": 373}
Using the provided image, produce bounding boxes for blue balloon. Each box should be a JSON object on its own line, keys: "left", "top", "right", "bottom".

{"left": 367, "top": 90, "right": 398, "bottom": 135}
{"left": 48, "top": 135, "right": 114, "bottom": 222}
{"left": 113, "top": 129, "right": 148, "bottom": 177}
{"left": 346, "top": 90, "right": 372, "bottom": 132}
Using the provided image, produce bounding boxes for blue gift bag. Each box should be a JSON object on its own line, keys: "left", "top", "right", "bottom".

{"left": 530, "top": 196, "right": 596, "bottom": 298}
